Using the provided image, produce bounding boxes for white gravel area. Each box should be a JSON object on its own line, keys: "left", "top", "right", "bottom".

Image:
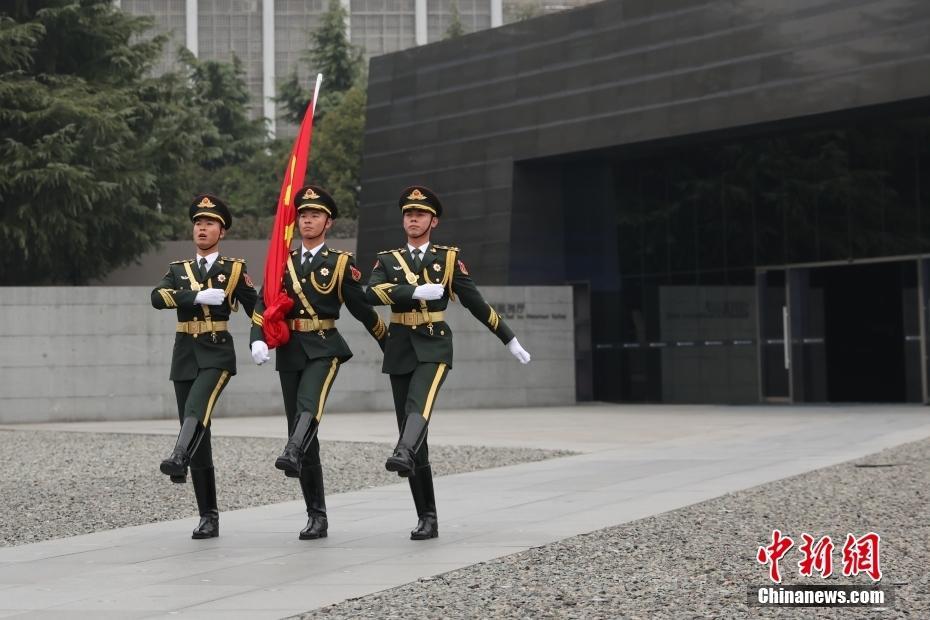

{"left": 0, "top": 429, "right": 571, "bottom": 547}
{"left": 293, "top": 437, "right": 930, "bottom": 619}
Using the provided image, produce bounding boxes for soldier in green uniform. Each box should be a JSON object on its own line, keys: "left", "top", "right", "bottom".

{"left": 151, "top": 194, "right": 258, "bottom": 539}
{"left": 249, "top": 185, "right": 386, "bottom": 540}
{"left": 365, "top": 186, "right": 532, "bottom": 540}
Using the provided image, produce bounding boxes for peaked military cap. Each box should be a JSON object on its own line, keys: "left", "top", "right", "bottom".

{"left": 399, "top": 185, "right": 442, "bottom": 217}
{"left": 295, "top": 184, "right": 338, "bottom": 219}
{"left": 189, "top": 194, "right": 232, "bottom": 229}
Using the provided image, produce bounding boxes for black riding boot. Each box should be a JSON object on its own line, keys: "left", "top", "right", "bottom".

{"left": 408, "top": 464, "right": 438, "bottom": 540}
{"left": 190, "top": 467, "right": 219, "bottom": 539}
{"left": 275, "top": 411, "right": 319, "bottom": 478}
{"left": 385, "top": 414, "right": 428, "bottom": 477}
{"left": 160, "top": 416, "right": 206, "bottom": 479}
{"left": 298, "top": 462, "right": 328, "bottom": 539}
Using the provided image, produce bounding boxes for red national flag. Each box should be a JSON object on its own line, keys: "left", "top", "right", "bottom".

{"left": 262, "top": 74, "right": 322, "bottom": 348}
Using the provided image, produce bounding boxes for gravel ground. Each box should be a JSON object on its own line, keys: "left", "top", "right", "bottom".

{"left": 294, "top": 436, "right": 930, "bottom": 620}
{"left": 0, "top": 429, "right": 571, "bottom": 547}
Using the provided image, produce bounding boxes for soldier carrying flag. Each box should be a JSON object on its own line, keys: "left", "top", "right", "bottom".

{"left": 249, "top": 77, "right": 386, "bottom": 540}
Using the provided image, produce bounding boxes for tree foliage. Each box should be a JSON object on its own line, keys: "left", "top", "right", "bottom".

{"left": 0, "top": 0, "right": 211, "bottom": 284}
{"left": 445, "top": 1, "right": 466, "bottom": 39}
{"left": 277, "top": 0, "right": 368, "bottom": 223}
{"left": 505, "top": 0, "right": 544, "bottom": 23}
{"left": 0, "top": 1, "right": 293, "bottom": 283}
{"left": 276, "top": 0, "right": 363, "bottom": 124}
{"left": 309, "top": 82, "right": 367, "bottom": 220}
{"left": 174, "top": 49, "right": 284, "bottom": 239}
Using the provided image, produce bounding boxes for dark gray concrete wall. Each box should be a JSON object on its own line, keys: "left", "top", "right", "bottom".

{"left": 358, "top": 0, "right": 930, "bottom": 283}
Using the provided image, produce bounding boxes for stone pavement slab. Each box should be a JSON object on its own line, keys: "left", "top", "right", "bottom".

{"left": 2, "top": 404, "right": 930, "bottom": 618}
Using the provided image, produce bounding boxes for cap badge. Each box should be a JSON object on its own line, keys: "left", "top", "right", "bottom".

{"left": 407, "top": 189, "right": 427, "bottom": 201}
{"left": 197, "top": 197, "right": 215, "bottom": 208}
{"left": 303, "top": 188, "right": 320, "bottom": 200}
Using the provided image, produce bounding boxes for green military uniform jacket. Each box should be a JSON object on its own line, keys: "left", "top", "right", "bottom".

{"left": 250, "top": 245, "right": 386, "bottom": 371}
{"left": 151, "top": 256, "right": 259, "bottom": 381}
{"left": 365, "top": 244, "right": 515, "bottom": 375}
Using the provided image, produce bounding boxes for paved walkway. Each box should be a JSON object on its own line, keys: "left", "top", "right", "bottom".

{"left": 1, "top": 404, "right": 929, "bottom": 618}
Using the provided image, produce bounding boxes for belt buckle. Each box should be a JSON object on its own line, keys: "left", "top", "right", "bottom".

{"left": 406, "top": 313, "right": 417, "bottom": 326}
{"left": 189, "top": 322, "right": 201, "bottom": 335}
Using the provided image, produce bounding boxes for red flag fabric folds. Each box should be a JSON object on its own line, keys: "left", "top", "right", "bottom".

{"left": 262, "top": 76, "right": 321, "bottom": 347}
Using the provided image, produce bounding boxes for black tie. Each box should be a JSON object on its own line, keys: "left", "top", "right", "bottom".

{"left": 198, "top": 257, "right": 208, "bottom": 281}
{"left": 303, "top": 250, "right": 313, "bottom": 275}
{"left": 411, "top": 249, "right": 422, "bottom": 272}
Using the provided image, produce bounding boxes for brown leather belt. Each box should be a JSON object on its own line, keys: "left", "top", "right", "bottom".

{"left": 287, "top": 318, "right": 336, "bottom": 332}
{"left": 176, "top": 320, "right": 228, "bottom": 334}
{"left": 390, "top": 311, "right": 445, "bottom": 326}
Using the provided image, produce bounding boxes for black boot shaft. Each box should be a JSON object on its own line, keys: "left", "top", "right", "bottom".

{"left": 298, "top": 463, "right": 328, "bottom": 539}
{"left": 298, "top": 463, "right": 327, "bottom": 517}
{"left": 160, "top": 417, "right": 206, "bottom": 477}
{"left": 275, "top": 411, "right": 319, "bottom": 477}
{"left": 190, "top": 467, "right": 219, "bottom": 539}
{"left": 386, "top": 413, "right": 429, "bottom": 476}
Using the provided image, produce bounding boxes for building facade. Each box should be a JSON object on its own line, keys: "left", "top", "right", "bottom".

{"left": 356, "top": 0, "right": 930, "bottom": 405}
{"left": 117, "top": 0, "right": 593, "bottom": 134}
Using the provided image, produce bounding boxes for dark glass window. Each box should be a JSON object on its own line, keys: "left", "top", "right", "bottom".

{"left": 603, "top": 107, "right": 930, "bottom": 403}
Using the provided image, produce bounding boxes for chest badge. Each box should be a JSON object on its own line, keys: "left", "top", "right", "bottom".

{"left": 319, "top": 267, "right": 330, "bottom": 277}
{"left": 216, "top": 274, "right": 226, "bottom": 283}
{"left": 432, "top": 263, "right": 441, "bottom": 271}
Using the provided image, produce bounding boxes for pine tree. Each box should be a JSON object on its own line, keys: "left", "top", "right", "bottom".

{"left": 276, "top": 0, "right": 363, "bottom": 124}
{"left": 274, "top": 0, "right": 368, "bottom": 226}
{"left": 309, "top": 82, "right": 367, "bottom": 220}
{"left": 445, "top": 1, "right": 466, "bottom": 39}
{"left": 0, "top": 0, "right": 217, "bottom": 284}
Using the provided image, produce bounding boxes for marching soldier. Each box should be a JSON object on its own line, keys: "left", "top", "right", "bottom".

{"left": 249, "top": 185, "right": 386, "bottom": 540}
{"left": 150, "top": 194, "right": 258, "bottom": 539}
{"left": 365, "top": 186, "right": 532, "bottom": 540}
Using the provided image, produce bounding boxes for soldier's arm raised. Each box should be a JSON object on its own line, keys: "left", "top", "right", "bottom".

{"left": 151, "top": 267, "right": 198, "bottom": 309}
{"left": 364, "top": 255, "right": 417, "bottom": 306}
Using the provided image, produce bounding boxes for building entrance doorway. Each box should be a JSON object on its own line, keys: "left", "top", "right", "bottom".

{"left": 757, "top": 258, "right": 924, "bottom": 403}
{"left": 817, "top": 262, "right": 906, "bottom": 402}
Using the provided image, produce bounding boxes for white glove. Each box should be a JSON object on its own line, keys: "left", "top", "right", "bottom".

{"left": 251, "top": 340, "right": 270, "bottom": 365}
{"left": 195, "top": 288, "right": 226, "bottom": 305}
{"left": 412, "top": 283, "right": 445, "bottom": 301}
{"left": 507, "top": 337, "right": 531, "bottom": 364}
